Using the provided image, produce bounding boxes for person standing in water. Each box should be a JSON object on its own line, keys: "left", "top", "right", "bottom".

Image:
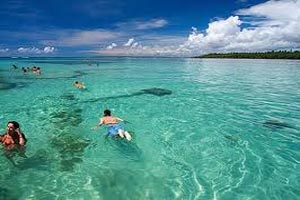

{"left": 0, "top": 121, "right": 27, "bottom": 164}
{"left": 1, "top": 121, "right": 26, "bottom": 148}
{"left": 93, "top": 109, "right": 132, "bottom": 141}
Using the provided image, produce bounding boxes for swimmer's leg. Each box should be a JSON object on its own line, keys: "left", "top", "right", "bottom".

{"left": 117, "top": 129, "right": 124, "bottom": 138}
{"left": 124, "top": 131, "right": 132, "bottom": 141}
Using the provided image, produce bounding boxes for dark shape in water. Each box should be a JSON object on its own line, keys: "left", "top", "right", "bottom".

{"left": 84, "top": 87, "right": 172, "bottom": 103}
{"left": 16, "top": 149, "right": 50, "bottom": 170}
{"left": 0, "top": 187, "right": 17, "bottom": 200}
{"left": 263, "top": 119, "right": 296, "bottom": 129}
{"left": 50, "top": 108, "right": 83, "bottom": 127}
{"left": 61, "top": 93, "right": 76, "bottom": 101}
{"left": 72, "top": 70, "right": 88, "bottom": 78}
{"left": 0, "top": 80, "right": 30, "bottom": 90}
{"left": 50, "top": 133, "right": 90, "bottom": 171}
{"left": 140, "top": 88, "right": 172, "bottom": 96}
{"left": 224, "top": 134, "right": 241, "bottom": 146}
{"left": 0, "top": 82, "right": 16, "bottom": 90}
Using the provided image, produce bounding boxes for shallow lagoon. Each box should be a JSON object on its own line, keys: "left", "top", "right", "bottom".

{"left": 0, "top": 57, "right": 299, "bottom": 199}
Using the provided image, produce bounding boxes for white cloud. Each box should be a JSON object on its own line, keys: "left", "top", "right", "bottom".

{"left": 236, "top": 0, "right": 300, "bottom": 22}
{"left": 181, "top": 0, "right": 300, "bottom": 55}
{"left": 17, "top": 46, "right": 56, "bottom": 54}
{"left": 124, "top": 38, "right": 135, "bottom": 47}
{"left": 132, "top": 42, "right": 139, "bottom": 48}
{"left": 43, "top": 46, "right": 55, "bottom": 53}
{"left": 69, "top": 0, "right": 300, "bottom": 56}
{"left": 135, "top": 19, "right": 168, "bottom": 30}
{"left": 106, "top": 43, "right": 117, "bottom": 50}
{"left": 0, "top": 48, "right": 9, "bottom": 53}
{"left": 117, "top": 18, "right": 168, "bottom": 30}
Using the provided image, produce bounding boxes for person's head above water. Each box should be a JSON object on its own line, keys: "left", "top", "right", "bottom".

{"left": 103, "top": 109, "right": 111, "bottom": 116}
{"left": 75, "top": 81, "right": 79, "bottom": 84}
{"left": 6, "top": 121, "right": 20, "bottom": 132}
{"left": 7, "top": 121, "right": 19, "bottom": 128}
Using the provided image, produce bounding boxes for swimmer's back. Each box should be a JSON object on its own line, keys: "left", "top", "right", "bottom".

{"left": 101, "top": 116, "right": 119, "bottom": 125}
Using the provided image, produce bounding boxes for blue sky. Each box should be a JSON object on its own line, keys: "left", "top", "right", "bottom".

{"left": 0, "top": 0, "right": 299, "bottom": 56}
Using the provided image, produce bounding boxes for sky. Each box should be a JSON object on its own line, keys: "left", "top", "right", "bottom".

{"left": 0, "top": 0, "right": 299, "bottom": 57}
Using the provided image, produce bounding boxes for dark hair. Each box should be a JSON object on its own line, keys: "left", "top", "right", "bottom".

{"left": 7, "top": 121, "right": 27, "bottom": 143}
{"left": 75, "top": 81, "right": 78, "bottom": 84}
{"left": 104, "top": 109, "right": 111, "bottom": 116}
{"left": 7, "top": 121, "right": 20, "bottom": 129}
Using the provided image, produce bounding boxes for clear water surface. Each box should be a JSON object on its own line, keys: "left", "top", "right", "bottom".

{"left": 0, "top": 57, "right": 299, "bottom": 200}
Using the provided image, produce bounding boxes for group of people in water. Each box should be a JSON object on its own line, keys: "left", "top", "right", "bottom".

{"left": 1, "top": 109, "right": 132, "bottom": 164}
{"left": 2, "top": 64, "right": 132, "bottom": 164}
{"left": 11, "top": 64, "right": 42, "bottom": 75}
{"left": 22, "top": 66, "right": 42, "bottom": 75}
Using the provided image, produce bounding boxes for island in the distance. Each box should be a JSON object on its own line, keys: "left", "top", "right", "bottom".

{"left": 194, "top": 50, "right": 300, "bottom": 59}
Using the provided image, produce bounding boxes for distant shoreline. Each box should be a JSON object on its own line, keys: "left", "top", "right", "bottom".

{"left": 194, "top": 51, "right": 300, "bottom": 60}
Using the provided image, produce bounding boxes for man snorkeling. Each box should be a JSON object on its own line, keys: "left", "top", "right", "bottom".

{"left": 93, "top": 109, "right": 132, "bottom": 141}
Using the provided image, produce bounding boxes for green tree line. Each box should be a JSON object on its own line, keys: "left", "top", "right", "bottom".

{"left": 194, "top": 50, "right": 300, "bottom": 59}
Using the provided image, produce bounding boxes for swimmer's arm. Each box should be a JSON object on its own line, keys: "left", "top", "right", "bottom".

{"left": 92, "top": 119, "right": 103, "bottom": 130}
{"left": 117, "top": 117, "right": 131, "bottom": 124}
{"left": 16, "top": 129, "right": 25, "bottom": 145}
{"left": 116, "top": 117, "right": 124, "bottom": 122}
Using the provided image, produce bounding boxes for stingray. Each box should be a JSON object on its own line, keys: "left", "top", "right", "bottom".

{"left": 139, "top": 88, "right": 172, "bottom": 96}
{"left": 263, "top": 119, "right": 296, "bottom": 130}
{"left": 83, "top": 87, "right": 172, "bottom": 103}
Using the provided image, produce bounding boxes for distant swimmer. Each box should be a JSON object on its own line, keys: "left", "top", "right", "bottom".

{"left": 35, "top": 67, "right": 42, "bottom": 75}
{"left": 93, "top": 109, "right": 132, "bottom": 141}
{"left": 22, "top": 67, "right": 27, "bottom": 73}
{"left": 73, "top": 81, "right": 86, "bottom": 89}
{"left": 11, "top": 64, "right": 18, "bottom": 70}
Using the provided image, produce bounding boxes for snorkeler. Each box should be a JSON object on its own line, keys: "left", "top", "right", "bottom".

{"left": 73, "top": 81, "right": 86, "bottom": 89}
{"left": 93, "top": 109, "right": 132, "bottom": 141}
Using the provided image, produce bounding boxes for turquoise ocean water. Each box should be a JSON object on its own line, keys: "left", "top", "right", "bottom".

{"left": 0, "top": 57, "right": 299, "bottom": 199}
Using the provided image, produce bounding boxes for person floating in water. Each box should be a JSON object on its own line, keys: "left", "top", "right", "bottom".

{"left": 73, "top": 81, "right": 86, "bottom": 89}
{"left": 0, "top": 121, "right": 27, "bottom": 164}
{"left": 93, "top": 109, "right": 132, "bottom": 141}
